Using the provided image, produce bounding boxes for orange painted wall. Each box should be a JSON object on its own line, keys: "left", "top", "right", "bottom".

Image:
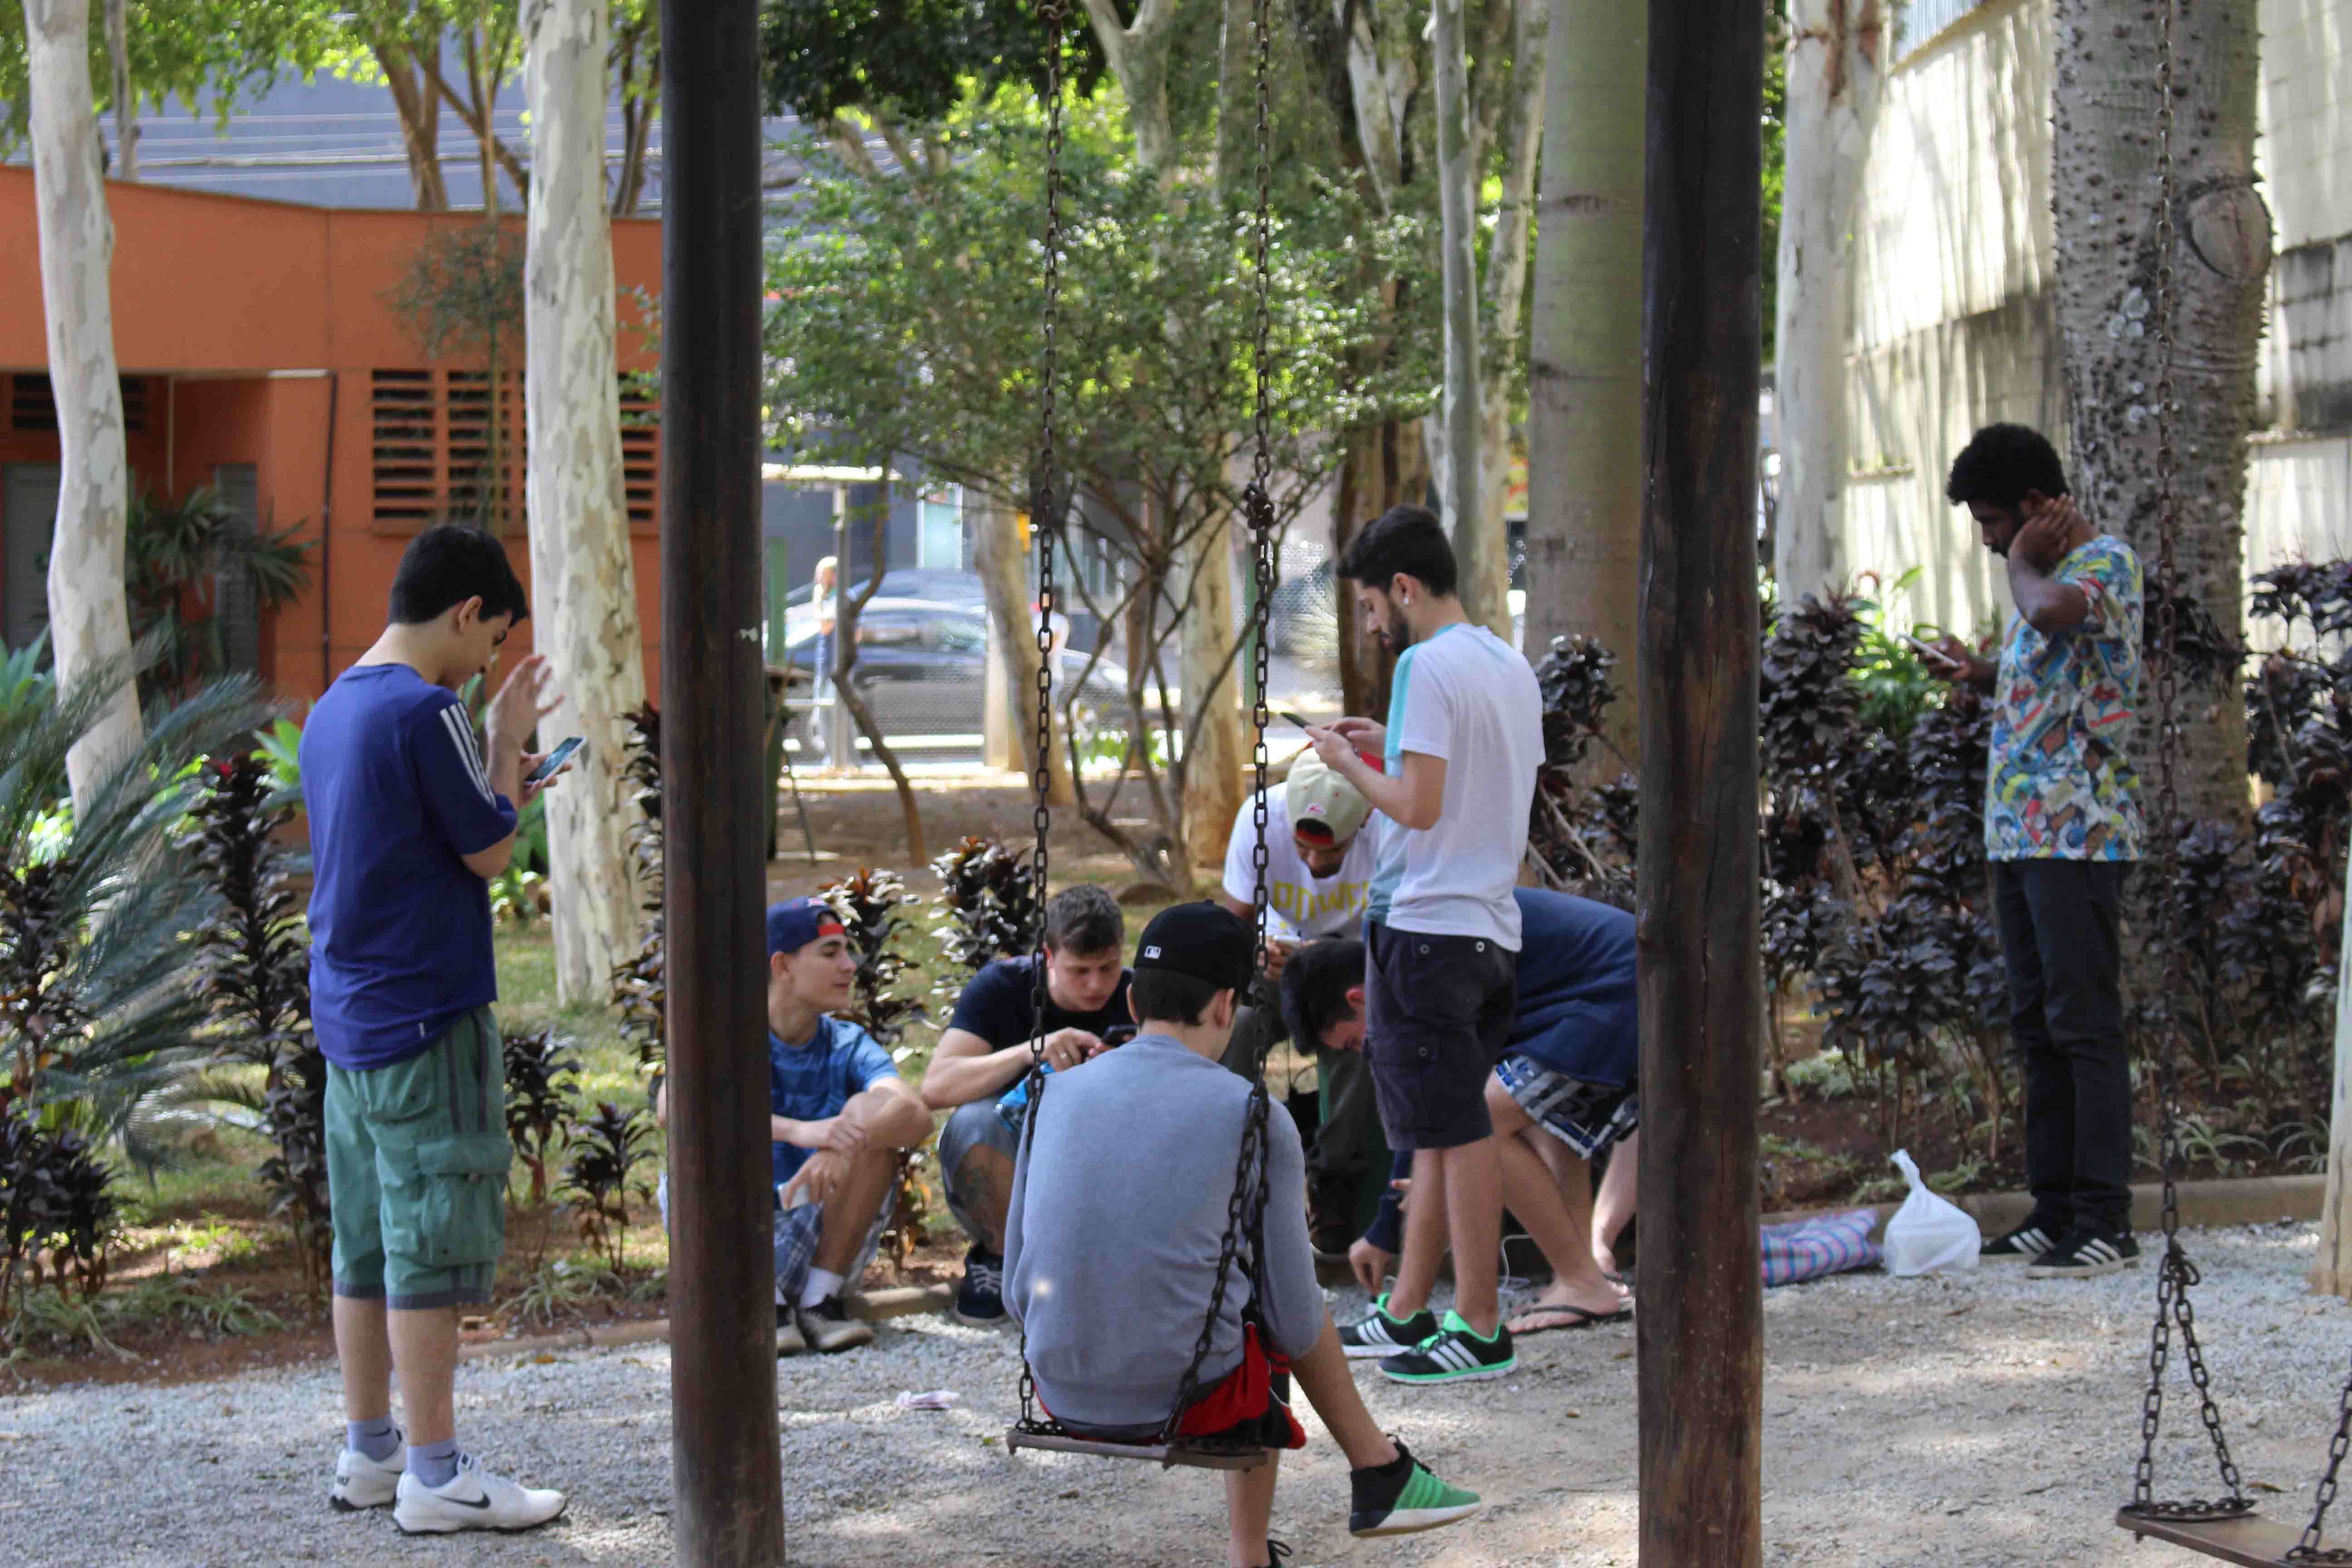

{"left": 0, "top": 169, "right": 666, "bottom": 708}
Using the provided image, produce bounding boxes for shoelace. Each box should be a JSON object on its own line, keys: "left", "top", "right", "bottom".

{"left": 967, "top": 1259, "right": 1003, "bottom": 1292}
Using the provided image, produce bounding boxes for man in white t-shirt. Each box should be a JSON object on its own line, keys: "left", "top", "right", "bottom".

{"left": 1307, "top": 503, "right": 1542, "bottom": 1387}
{"left": 1216, "top": 752, "right": 1392, "bottom": 1253}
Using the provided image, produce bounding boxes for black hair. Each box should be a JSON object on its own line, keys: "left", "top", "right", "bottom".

{"left": 1129, "top": 968, "right": 1224, "bottom": 1028}
{"left": 1279, "top": 937, "right": 1364, "bottom": 1050}
{"left": 1044, "top": 883, "right": 1123, "bottom": 955}
{"left": 389, "top": 525, "right": 531, "bottom": 627}
{"left": 1945, "top": 423, "right": 2069, "bottom": 512}
{"left": 1336, "top": 505, "right": 1458, "bottom": 598}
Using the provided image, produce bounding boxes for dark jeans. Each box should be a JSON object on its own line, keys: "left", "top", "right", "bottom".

{"left": 1992, "top": 859, "right": 2133, "bottom": 1236}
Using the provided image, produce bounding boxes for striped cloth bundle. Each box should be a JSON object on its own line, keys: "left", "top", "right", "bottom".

{"left": 1760, "top": 1208, "right": 1883, "bottom": 1287}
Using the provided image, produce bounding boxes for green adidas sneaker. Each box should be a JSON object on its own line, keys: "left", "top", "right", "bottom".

{"left": 1348, "top": 1436, "right": 1482, "bottom": 1537}
{"left": 1377, "top": 1310, "right": 1516, "bottom": 1384}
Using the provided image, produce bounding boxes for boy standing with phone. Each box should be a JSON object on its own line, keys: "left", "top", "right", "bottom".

{"left": 1307, "top": 505, "right": 1544, "bottom": 1383}
{"left": 305, "top": 526, "right": 568, "bottom": 1534}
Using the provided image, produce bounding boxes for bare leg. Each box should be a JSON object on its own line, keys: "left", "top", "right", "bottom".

{"left": 1440, "top": 1139, "right": 1504, "bottom": 1336}
{"left": 1592, "top": 1129, "right": 1638, "bottom": 1276}
{"left": 1289, "top": 1312, "right": 1401, "bottom": 1469}
{"left": 386, "top": 1307, "right": 460, "bottom": 1446}
{"left": 1486, "top": 1084, "right": 1622, "bottom": 1328}
{"left": 1225, "top": 1453, "right": 1280, "bottom": 1568}
{"left": 333, "top": 1295, "right": 394, "bottom": 1424}
{"left": 952, "top": 1145, "right": 1013, "bottom": 1254}
{"left": 813, "top": 1145, "right": 898, "bottom": 1277}
{"left": 1387, "top": 1148, "right": 1449, "bottom": 1318}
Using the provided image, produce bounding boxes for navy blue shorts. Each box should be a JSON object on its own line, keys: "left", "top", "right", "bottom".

{"left": 1363, "top": 921, "right": 1517, "bottom": 1152}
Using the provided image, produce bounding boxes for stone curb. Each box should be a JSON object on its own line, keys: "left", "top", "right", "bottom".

{"left": 457, "top": 1284, "right": 955, "bottom": 1362}
{"left": 1763, "top": 1172, "right": 2324, "bottom": 1240}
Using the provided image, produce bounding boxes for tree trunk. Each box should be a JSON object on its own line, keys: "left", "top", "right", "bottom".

{"left": 1526, "top": 0, "right": 1645, "bottom": 769}
{"left": 1468, "top": 0, "right": 1545, "bottom": 646}
{"left": 1177, "top": 508, "right": 1242, "bottom": 883}
{"left": 1081, "top": 0, "right": 1178, "bottom": 182}
{"left": 523, "top": 0, "right": 647, "bottom": 1004}
{"left": 1771, "top": 0, "right": 1884, "bottom": 603}
{"left": 976, "top": 497, "right": 1073, "bottom": 806}
{"left": 2313, "top": 838, "right": 2352, "bottom": 1299}
{"left": 375, "top": 38, "right": 451, "bottom": 211}
{"left": 1430, "top": 0, "right": 1489, "bottom": 627}
{"left": 102, "top": 0, "right": 134, "bottom": 180}
{"left": 2053, "top": 0, "right": 2269, "bottom": 829}
{"left": 25, "top": 0, "right": 142, "bottom": 809}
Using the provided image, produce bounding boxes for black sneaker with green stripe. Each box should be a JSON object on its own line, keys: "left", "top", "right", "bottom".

{"left": 1338, "top": 1294, "right": 1439, "bottom": 1360}
{"left": 1348, "top": 1436, "right": 1482, "bottom": 1537}
{"left": 1378, "top": 1310, "right": 1515, "bottom": 1385}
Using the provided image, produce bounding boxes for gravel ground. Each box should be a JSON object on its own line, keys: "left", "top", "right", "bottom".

{"left": 4, "top": 1220, "right": 2346, "bottom": 1568}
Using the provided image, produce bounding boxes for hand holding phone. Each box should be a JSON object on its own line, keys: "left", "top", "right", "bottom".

{"left": 525, "top": 735, "right": 586, "bottom": 785}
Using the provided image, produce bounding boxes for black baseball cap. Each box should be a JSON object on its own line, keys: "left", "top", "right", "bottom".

{"left": 1134, "top": 901, "right": 1256, "bottom": 995}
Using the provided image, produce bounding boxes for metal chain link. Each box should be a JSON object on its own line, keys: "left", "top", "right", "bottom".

{"left": 1014, "top": 0, "right": 1067, "bottom": 1438}
{"left": 2124, "top": 0, "right": 2254, "bottom": 1524}
{"left": 1160, "top": 0, "right": 1284, "bottom": 1448}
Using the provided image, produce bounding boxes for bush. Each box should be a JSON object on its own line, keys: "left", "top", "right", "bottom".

{"left": 610, "top": 704, "right": 666, "bottom": 1074}
{"left": 0, "top": 1109, "right": 120, "bottom": 1333}
{"left": 180, "top": 755, "right": 330, "bottom": 1291}
{"left": 928, "top": 835, "right": 1043, "bottom": 977}
{"left": 503, "top": 1026, "right": 582, "bottom": 1205}
{"left": 559, "top": 1101, "right": 654, "bottom": 1274}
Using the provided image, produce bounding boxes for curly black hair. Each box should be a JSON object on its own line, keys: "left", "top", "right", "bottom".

{"left": 1945, "top": 423, "right": 2069, "bottom": 511}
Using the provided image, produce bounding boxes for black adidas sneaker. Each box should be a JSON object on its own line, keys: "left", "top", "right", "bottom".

{"left": 2026, "top": 1227, "right": 2141, "bottom": 1279}
{"left": 1981, "top": 1220, "right": 2063, "bottom": 1262}
{"left": 1338, "top": 1294, "right": 1438, "bottom": 1360}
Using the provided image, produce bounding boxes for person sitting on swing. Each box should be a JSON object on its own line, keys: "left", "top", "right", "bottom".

{"left": 1005, "top": 902, "right": 1483, "bottom": 1568}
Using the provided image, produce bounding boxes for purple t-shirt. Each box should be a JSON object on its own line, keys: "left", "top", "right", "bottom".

{"left": 301, "top": 663, "right": 516, "bottom": 1070}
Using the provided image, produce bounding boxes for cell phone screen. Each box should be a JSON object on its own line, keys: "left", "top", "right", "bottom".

{"left": 526, "top": 735, "right": 586, "bottom": 784}
{"left": 1277, "top": 710, "right": 1313, "bottom": 729}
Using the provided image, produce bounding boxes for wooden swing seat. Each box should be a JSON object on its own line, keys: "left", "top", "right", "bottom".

{"left": 2116, "top": 1506, "right": 2314, "bottom": 1566}
{"left": 1006, "top": 1424, "right": 1269, "bottom": 1471}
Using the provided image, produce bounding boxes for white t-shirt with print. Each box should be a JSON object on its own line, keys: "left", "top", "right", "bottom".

{"left": 1366, "top": 621, "right": 1543, "bottom": 949}
{"left": 1220, "top": 789, "right": 1389, "bottom": 942}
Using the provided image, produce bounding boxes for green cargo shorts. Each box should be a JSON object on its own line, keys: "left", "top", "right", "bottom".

{"left": 326, "top": 1008, "right": 511, "bottom": 1310}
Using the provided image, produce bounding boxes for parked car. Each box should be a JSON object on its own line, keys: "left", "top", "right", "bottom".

{"left": 778, "top": 597, "right": 1127, "bottom": 739}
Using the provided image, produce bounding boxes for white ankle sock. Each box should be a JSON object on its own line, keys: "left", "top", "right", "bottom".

{"left": 799, "top": 1268, "right": 844, "bottom": 1308}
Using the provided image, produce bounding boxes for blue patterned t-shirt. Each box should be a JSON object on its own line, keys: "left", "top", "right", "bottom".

{"left": 1984, "top": 533, "right": 2145, "bottom": 862}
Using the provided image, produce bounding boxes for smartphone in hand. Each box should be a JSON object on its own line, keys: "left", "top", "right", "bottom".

{"left": 525, "top": 735, "right": 586, "bottom": 784}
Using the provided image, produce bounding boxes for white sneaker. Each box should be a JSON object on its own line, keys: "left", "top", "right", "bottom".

{"left": 330, "top": 1440, "right": 406, "bottom": 1511}
{"left": 392, "top": 1453, "right": 568, "bottom": 1535}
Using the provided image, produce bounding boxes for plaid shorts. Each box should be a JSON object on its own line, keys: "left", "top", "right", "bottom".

{"left": 1494, "top": 1054, "right": 1639, "bottom": 1161}
{"left": 773, "top": 1184, "right": 896, "bottom": 1304}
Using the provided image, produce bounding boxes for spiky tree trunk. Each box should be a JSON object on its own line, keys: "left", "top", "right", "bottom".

{"left": 25, "top": 0, "right": 142, "bottom": 809}
{"left": 1772, "top": 0, "right": 1884, "bottom": 603}
{"left": 523, "top": 0, "right": 648, "bottom": 1002}
{"left": 2052, "top": 0, "right": 2269, "bottom": 828}
{"left": 1526, "top": 0, "right": 1645, "bottom": 768}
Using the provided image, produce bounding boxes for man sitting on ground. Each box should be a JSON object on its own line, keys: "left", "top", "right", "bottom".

{"left": 1006, "top": 903, "right": 1482, "bottom": 1568}
{"left": 1215, "top": 753, "right": 1393, "bottom": 1254}
{"left": 921, "top": 885, "right": 1132, "bottom": 1326}
{"left": 656, "top": 898, "right": 931, "bottom": 1355}
{"left": 1284, "top": 886, "right": 1641, "bottom": 1363}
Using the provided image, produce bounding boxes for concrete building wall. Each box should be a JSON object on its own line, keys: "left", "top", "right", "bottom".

{"left": 1839, "top": 0, "right": 2352, "bottom": 633}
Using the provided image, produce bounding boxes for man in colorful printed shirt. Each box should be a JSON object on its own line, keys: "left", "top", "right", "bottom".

{"left": 1925, "top": 423, "right": 2144, "bottom": 1280}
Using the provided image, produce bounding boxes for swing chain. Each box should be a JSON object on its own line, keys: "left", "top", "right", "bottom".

{"left": 1161, "top": 0, "right": 1284, "bottom": 1448}
{"left": 1014, "top": 0, "right": 1068, "bottom": 1438}
{"left": 2294, "top": 1355, "right": 2352, "bottom": 1557}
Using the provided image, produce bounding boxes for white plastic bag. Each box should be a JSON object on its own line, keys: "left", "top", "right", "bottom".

{"left": 1881, "top": 1150, "right": 1981, "bottom": 1276}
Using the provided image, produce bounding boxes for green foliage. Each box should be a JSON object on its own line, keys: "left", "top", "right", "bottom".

{"left": 758, "top": 0, "right": 1103, "bottom": 126}
{"left": 819, "top": 867, "right": 926, "bottom": 1050}
{"left": 503, "top": 1255, "right": 617, "bottom": 1330}
{"left": 502, "top": 1024, "right": 580, "bottom": 1206}
{"left": 926, "top": 835, "right": 1041, "bottom": 980}
{"left": 124, "top": 486, "right": 312, "bottom": 705}
{"left": 559, "top": 1100, "right": 651, "bottom": 1274}
{"left": 253, "top": 717, "right": 302, "bottom": 800}
{"left": 178, "top": 754, "right": 328, "bottom": 1292}
{"left": 490, "top": 794, "right": 548, "bottom": 926}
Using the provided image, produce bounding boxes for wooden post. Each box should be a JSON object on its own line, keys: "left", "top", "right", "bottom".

{"left": 2311, "top": 841, "right": 2352, "bottom": 1298}
{"left": 1635, "top": 0, "right": 1765, "bottom": 1560}
{"left": 658, "top": 0, "right": 784, "bottom": 1563}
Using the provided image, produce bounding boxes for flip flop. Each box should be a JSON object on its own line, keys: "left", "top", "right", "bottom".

{"left": 1509, "top": 1303, "right": 1634, "bottom": 1337}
